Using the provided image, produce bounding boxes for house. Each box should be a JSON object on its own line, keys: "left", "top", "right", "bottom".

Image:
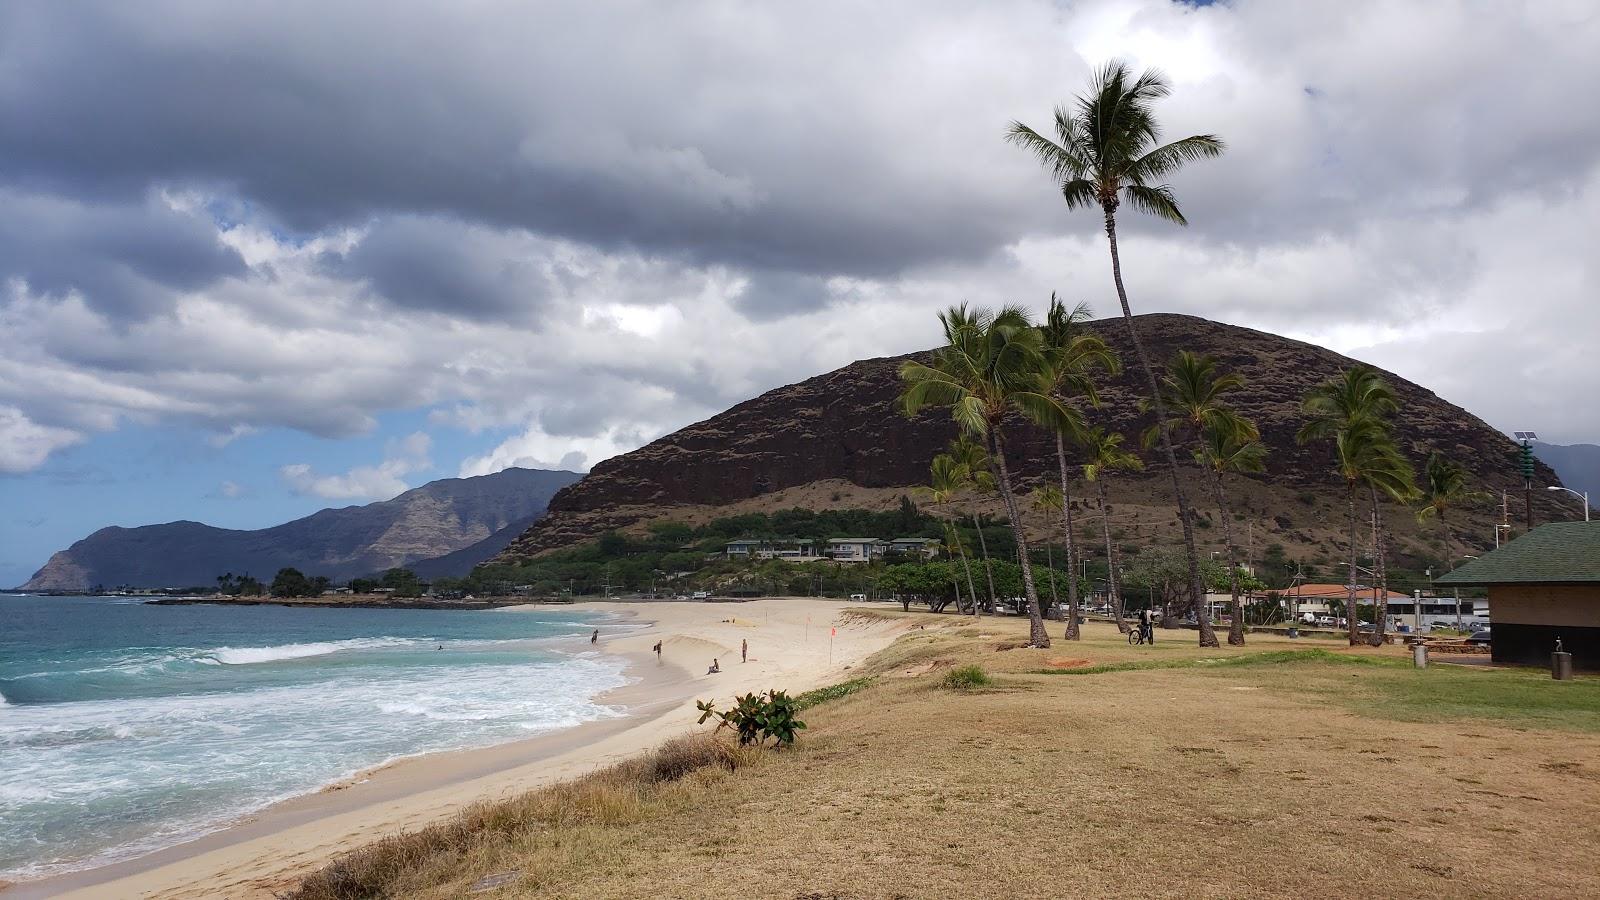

{"left": 724, "top": 538, "right": 823, "bottom": 561}
{"left": 1438, "top": 522, "right": 1600, "bottom": 670}
{"left": 885, "top": 537, "right": 941, "bottom": 559}
{"left": 827, "top": 537, "right": 885, "bottom": 563}
{"left": 1281, "top": 582, "right": 1410, "bottom": 621}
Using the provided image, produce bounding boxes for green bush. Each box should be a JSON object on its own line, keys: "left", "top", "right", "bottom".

{"left": 942, "top": 665, "right": 992, "bottom": 690}
{"left": 796, "top": 676, "right": 875, "bottom": 710}
{"left": 696, "top": 690, "right": 807, "bottom": 747}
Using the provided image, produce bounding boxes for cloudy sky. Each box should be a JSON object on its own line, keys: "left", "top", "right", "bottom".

{"left": 3, "top": 0, "right": 1598, "bottom": 586}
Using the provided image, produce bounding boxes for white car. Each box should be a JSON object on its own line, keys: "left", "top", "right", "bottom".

{"left": 849, "top": 593, "right": 867, "bottom": 601}
{"left": 690, "top": 591, "right": 711, "bottom": 600}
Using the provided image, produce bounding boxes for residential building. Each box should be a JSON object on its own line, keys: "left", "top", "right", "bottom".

{"left": 885, "top": 537, "right": 941, "bottom": 559}
{"left": 724, "top": 538, "right": 823, "bottom": 561}
{"left": 827, "top": 537, "right": 886, "bottom": 563}
{"left": 1438, "top": 522, "right": 1600, "bottom": 669}
{"left": 1281, "top": 582, "right": 1410, "bottom": 621}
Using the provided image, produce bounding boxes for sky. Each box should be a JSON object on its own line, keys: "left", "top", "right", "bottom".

{"left": 3, "top": 0, "right": 1599, "bottom": 587}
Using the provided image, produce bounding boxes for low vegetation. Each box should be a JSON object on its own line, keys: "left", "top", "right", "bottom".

{"left": 941, "top": 664, "right": 993, "bottom": 689}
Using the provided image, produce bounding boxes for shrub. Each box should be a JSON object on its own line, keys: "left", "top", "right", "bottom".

{"left": 696, "top": 690, "right": 807, "bottom": 747}
{"left": 941, "top": 665, "right": 992, "bottom": 690}
{"left": 796, "top": 676, "right": 875, "bottom": 710}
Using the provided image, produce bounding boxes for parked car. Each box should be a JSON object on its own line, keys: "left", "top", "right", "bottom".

{"left": 1466, "top": 629, "right": 1492, "bottom": 645}
{"left": 1314, "top": 615, "right": 1337, "bottom": 627}
{"left": 690, "top": 591, "right": 711, "bottom": 600}
{"left": 849, "top": 593, "right": 867, "bottom": 602}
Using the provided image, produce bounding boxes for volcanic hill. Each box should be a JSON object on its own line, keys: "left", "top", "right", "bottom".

{"left": 494, "top": 314, "right": 1565, "bottom": 569}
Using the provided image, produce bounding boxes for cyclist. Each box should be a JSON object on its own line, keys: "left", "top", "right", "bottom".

{"left": 1139, "top": 607, "right": 1155, "bottom": 645}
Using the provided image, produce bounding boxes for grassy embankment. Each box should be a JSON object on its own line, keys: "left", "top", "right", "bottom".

{"left": 292, "top": 616, "right": 1600, "bottom": 900}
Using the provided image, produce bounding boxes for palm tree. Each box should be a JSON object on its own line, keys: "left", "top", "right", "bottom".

{"left": 1417, "top": 452, "right": 1489, "bottom": 629}
{"left": 1082, "top": 426, "right": 1144, "bottom": 633}
{"left": 1298, "top": 366, "right": 1414, "bottom": 646}
{"left": 923, "top": 452, "right": 982, "bottom": 616}
{"left": 1031, "top": 484, "right": 1064, "bottom": 624}
{"left": 901, "top": 304, "right": 1083, "bottom": 648}
{"left": 1142, "top": 350, "right": 1246, "bottom": 646}
{"left": 949, "top": 435, "right": 999, "bottom": 615}
{"left": 1008, "top": 61, "right": 1224, "bottom": 648}
{"left": 1195, "top": 417, "right": 1267, "bottom": 645}
{"left": 1037, "top": 296, "right": 1118, "bottom": 640}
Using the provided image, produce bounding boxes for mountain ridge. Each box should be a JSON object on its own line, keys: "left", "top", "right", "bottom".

{"left": 21, "top": 467, "right": 582, "bottom": 590}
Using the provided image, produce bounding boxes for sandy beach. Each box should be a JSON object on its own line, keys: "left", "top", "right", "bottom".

{"left": 7, "top": 598, "right": 905, "bottom": 899}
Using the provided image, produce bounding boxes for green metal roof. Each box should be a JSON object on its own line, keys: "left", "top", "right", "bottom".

{"left": 1436, "top": 522, "right": 1600, "bottom": 585}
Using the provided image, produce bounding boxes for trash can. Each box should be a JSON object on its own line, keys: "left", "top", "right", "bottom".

{"left": 1412, "top": 643, "right": 1428, "bottom": 669}
{"left": 1553, "top": 651, "right": 1574, "bottom": 681}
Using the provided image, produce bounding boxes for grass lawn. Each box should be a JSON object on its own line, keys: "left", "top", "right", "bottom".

{"left": 293, "top": 615, "right": 1600, "bottom": 900}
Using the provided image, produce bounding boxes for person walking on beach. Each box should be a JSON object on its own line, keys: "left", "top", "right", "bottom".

{"left": 653, "top": 640, "right": 662, "bottom": 656}
{"left": 591, "top": 629, "right": 598, "bottom": 645}
{"left": 741, "top": 638, "right": 748, "bottom": 663}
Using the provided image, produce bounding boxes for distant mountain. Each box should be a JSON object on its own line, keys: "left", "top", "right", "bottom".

{"left": 1535, "top": 442, "right": 1600, "bottom": 512}
{"left": 20, "top": 468, "right": 582, "bottom": 591}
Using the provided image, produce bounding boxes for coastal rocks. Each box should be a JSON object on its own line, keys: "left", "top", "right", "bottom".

{"left": 496, "top": 313, "right": 1564, "bottom": 564}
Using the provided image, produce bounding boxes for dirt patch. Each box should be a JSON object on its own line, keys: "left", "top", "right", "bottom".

{"left": 1043, "top": 657, "right": 1093, "bottom": 669}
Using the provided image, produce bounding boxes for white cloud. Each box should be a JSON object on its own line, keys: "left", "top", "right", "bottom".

{"left": 0, "top": 406, "right": 82, "bottom": 474}
{"left": 280, "top": 432, "right": 433, "bottom": 501}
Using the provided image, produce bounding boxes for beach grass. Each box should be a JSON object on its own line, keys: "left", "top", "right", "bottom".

{"left": 289, "top": 617, "right": 1600, "bottom": 899}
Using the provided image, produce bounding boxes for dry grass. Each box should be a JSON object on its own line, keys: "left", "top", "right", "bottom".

{"left": 290, "top": 617, "right": 1600, "bottom": 899}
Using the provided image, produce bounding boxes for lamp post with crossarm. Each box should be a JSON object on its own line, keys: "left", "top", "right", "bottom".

{"left": 1546, "top": 486, "right": 1591, "bottom": 522}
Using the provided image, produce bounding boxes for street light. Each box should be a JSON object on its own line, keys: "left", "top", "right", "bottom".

{"left": 1546, "top": 485, "right": 1591, "bottom": 522}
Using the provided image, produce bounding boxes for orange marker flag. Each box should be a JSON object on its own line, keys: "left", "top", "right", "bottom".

{"left": 830, "top": 627, "right": 836, "bottom": 636}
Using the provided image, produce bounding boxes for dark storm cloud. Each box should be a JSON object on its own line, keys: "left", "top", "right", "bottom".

{"left": 0, "top": 191, "right": 244, "bottom": 319}
{"left": 732, "top": 271, "right": 837, "bottom": 321}
{"left": 330, "top": 216, "right": 551, "bottom": 321}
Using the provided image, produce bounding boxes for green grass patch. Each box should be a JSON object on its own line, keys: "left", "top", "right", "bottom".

{"left": 795, "top": 676, "right": 876, "bottom": 710}
{"left": 942, "top": 665, "right": 993, "bottom": 690}
{"left": 1027, "top": 648, "right": 1392, "bottom": 676}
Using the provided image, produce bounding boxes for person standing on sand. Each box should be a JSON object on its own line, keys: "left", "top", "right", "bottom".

{"left": 741, "top": 638, "right": 748, "bottom": 663}
{"left": 591, "top": 629, "right": 598, "bottom": 645}
{"left": 653, "top": 640, "right": 662, "bottom": 656}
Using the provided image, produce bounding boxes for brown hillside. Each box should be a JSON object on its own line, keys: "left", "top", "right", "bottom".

{"left": 495, "top": 314, "right": 1563, "bottom": 566}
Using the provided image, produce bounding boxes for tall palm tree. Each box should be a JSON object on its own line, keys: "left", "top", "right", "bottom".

{"left": 1007, "top": 60, "right": 1224, "bottom": 648}
{"left": 1038, "top": 296, "right": 1118, "bottom": 640}
{"left": 1031, "top": 484, "right": 1064, "bottom": 624}
{"left": 1142, "top": 350, "right": 1245, "bottom": 646}
{"left": 923, "top": 452, "right": 982, "bottom": 616}
{"left": 1298, "top": 366, "right": 1413, "bottom": 646}
{"left": 949, "top": 435, "right": 999, "bottom": 615}
{"left": 900, "top": 304, "right": 1083, "bottom": 648}
{"left": 1417, "top": 452, "right": 1490, "bottom": 629}
{"left": 1195, "top": 418, "right": 1267, "bottom": 646}
{"left": 1082, "top": 425, "right": 1143, "bottom": 633}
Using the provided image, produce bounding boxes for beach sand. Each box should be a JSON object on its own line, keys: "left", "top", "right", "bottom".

{"left": 10, "top": 598, "right": 905, "bottom": 900}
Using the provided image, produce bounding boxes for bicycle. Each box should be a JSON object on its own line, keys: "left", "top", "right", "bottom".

{"left": 1127, "top": 626, "right": 1154, "bottom": 646}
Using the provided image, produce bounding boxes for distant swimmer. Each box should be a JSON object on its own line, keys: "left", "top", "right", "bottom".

{"left": 591, "top": 629, "right": 599, "bottom": 644}
{"left": 436, "top": 645, "right": 442, "bottom": 650}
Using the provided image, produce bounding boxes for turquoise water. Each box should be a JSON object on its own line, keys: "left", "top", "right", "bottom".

{"left": 0, "top": 595, "right": 630, "bottom": 880}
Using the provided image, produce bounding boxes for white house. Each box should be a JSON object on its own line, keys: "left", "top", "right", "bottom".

{"left": 827, "top": 537, "right": 885, "bottom": 563}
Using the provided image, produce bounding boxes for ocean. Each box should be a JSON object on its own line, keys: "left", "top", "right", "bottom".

{"left": 0, "top": 594, "right": 630, "bottom": 881}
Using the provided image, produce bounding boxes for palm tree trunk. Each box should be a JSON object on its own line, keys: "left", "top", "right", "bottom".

{"left": 1102, "top": 208, "right": 1218, "bottom": 648}
{"left": 950, "top": 514, "right": 980, "bottom": 616}
{"left": 1209, "top": 470, "right": 1246, "bottom": 646}
{"left": 988, "top": 429, "right": 1050, "bottom": 648}
{"left": 1368, "top": 484, "right": 1389, "bottom": 647}
{"left": 1054, "top": 433, "right": 1083, "bottom": 639}
{"left": 1346, "top": 482, "right": 1360, "bottom": 647}
{"left": 1096, "top": 477, "right": 1129, "bottom": 633}
{"left": 1045, "top": 542, "right": 1059, "bottom": 619}
{"left": 972, "top": 511, "right": 997, "bottom": 615}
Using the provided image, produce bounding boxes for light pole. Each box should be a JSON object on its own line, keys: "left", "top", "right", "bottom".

{"left": 1546, "top": 485, "right": 1591, "bottom": 522}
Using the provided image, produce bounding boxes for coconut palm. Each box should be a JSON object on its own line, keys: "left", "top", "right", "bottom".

{"left": 923, "top": 452, "right": 982, "bottom": 616}
{"left": 1417, "top": 452, "right": 1490, "bottom": 629}
{"left": 900, "top": 304, "right": 1083, "bottom": 648}
{"left": 1037, "top": 296, "right": 1118, "bottom": 639}
{"left": 1007, "top": 60, "right": 1224, "bottom": 648}
{"left": 1298, "top": 366, "right": 1414, "bottom": 646}
{"left": 1141, "top": 350, "right": 1246, "bottom": 645}
{"left": 1031, "top": 484, "right": 1064, "bottom": 623}
{"left": 1082, "top": 425, "right": 1144, "bottom": 633}
{"left": 1195, "top": 417, "right": 1267, "bottom": 645}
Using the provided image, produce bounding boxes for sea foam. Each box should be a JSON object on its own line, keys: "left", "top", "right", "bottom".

{"left": 208, "top": 637, "right": 415, "bottom": 665}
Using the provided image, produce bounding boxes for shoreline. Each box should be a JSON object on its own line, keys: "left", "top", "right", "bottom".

{"left": 9, "top": 598, "right": 905, "bottom": 899}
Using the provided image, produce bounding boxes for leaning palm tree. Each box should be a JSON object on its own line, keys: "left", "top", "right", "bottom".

{"left": 1008, "top": 61, "right": 1223, "bottom": 647}
{"left": 1298, "top": 366, "right": 1412, "bottom": 646}
{"left": 1141, "top": 350, "right": 1245, "bottom": 645}
{"left": 923, "top": 452, "right": 982, "bottom": 616}
{"left": 1416, "top": 452, "right": 1490, "bottom": 629}
{"left": 1082, "top": 425, "right": 1144, "bottom": 633}
{"left": 901, "top": 304, "right": 1083, "bottom": 648}
{"left": 1031, "top": 484, "right": 1065, "bottom": 625}
{"left": 1037, "top": 296, "right": 1118, "bottom": 639}
{"left": 949, "top": 435, "right": 999, "bottom": 615}
{"left": 1195, "top": 417, "right": 1267, "bottom": 646}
